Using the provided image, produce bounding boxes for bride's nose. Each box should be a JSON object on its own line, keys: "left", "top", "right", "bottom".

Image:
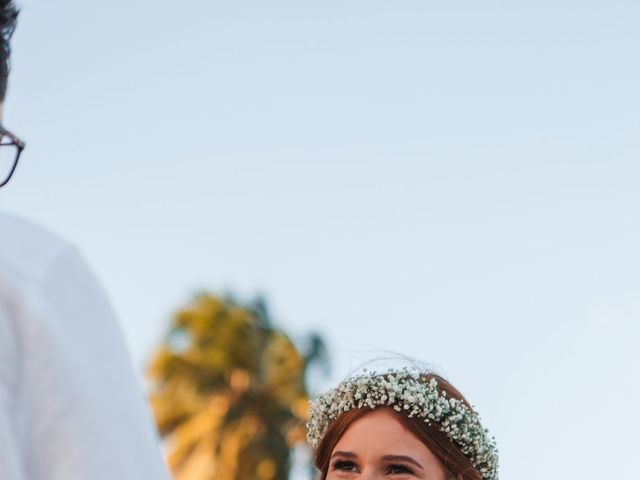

{"left": 360, "top": 469, "right": 382, "bottom": 480}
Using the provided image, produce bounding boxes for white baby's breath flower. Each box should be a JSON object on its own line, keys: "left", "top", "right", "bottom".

{"left": 306, "top": 368, "right": 498, "bottom": 480}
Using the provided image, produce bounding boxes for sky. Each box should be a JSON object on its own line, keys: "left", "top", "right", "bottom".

{"left": 1, "top": 1, "right": 639, "bottom": 478}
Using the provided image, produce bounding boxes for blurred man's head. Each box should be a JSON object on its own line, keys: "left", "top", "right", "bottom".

{"left": 0, "top": 1, "right": 22, "bottom": 188}
{"left": 0, "top": 0, "right": 18, "bottom": 104}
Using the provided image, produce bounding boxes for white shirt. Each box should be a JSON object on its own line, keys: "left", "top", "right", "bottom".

{"left": 0, "top": 213, "right": 168, "bottom": 479}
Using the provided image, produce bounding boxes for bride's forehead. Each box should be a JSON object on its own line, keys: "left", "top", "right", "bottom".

{"left": 335, "top": 409, "right": 415, "bottom": 446}
{"left": 342, "top": 408, "right": 402, "bottom": 428}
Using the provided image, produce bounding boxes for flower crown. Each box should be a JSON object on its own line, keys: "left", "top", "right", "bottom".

{"left": 306, "top": 369, "right": 499, "bottom": 480}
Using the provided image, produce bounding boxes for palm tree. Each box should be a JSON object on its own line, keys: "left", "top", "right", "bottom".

{"left": 147, "top": 293, "right": 328, "bottom": 480}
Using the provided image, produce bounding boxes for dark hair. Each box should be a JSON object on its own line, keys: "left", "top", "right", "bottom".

{"left": 0, "top": 1, "right": 18, "bottom": 101}
{"left": 313, "top": 373, "right": 483, "bottom": 480}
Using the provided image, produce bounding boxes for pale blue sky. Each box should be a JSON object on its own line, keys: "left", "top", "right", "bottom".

{"left": 1, "top": 1, "right": 639, "bottom": 478}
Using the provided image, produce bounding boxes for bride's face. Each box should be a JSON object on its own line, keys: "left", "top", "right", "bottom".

{"left": 326, "top": 409, "right": 447, "bottom": 480}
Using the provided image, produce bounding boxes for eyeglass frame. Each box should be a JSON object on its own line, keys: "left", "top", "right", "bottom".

{"left": 0, "top": 124, "right": 26, "bottom": 188}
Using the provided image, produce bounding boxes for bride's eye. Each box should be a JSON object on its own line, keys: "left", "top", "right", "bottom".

{"left": 332, "top": 460, "right": 358, "bottom": 472}
{"left": 386, "top": 464, "right": 414, "bottom": 475}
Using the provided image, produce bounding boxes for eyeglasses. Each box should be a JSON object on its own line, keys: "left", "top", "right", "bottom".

{"left": 0, "top": 125, "right": 25, "bottom": 188}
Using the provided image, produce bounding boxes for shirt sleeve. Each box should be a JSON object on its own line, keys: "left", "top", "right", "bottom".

{"left": 0, "top": 304, "right": 27, "bottom": 480}
{"left": 19, "top": 246, "right": 169, "bottom": 480}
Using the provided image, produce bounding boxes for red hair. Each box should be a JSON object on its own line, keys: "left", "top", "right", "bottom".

{"left": 313, "top": 373, "right": 483, "bottom": 480}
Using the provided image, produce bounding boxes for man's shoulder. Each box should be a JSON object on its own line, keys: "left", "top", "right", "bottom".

{"left": 0, "top": 212, "right": 76, "bottom": 283}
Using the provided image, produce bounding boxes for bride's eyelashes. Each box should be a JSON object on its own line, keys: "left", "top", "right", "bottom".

{"left": 331, "top": 460, "right": 416, "bottom": 476}
{"left": 331, "top": 460, "right": 358, "bottom": 472}
{"left": 386, "top": 463, "right": 415, "bottom": 475}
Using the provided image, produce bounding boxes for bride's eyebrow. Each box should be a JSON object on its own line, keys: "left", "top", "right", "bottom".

{"left": 381, "top": 455, "right": 423, "bottom": 470}
{"left": 330, "top": 451, "right": 357, "bottom": 460}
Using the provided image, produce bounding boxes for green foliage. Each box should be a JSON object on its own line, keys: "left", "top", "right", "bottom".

{"left": 147, "top": 293, "right": 328, "bottom": 480}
